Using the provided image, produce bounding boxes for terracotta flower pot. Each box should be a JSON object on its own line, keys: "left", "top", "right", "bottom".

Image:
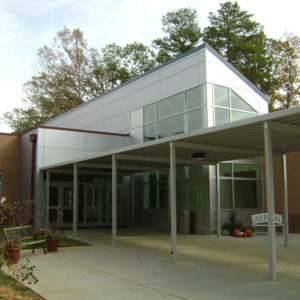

{"left": 5, "top": 248, "right": 21, "bottom": 264}
{"left": 46, "top": 238, "right": 59, "bottom": 252}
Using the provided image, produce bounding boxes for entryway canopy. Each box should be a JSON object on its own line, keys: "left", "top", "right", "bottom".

{"left": 41, "top": 106, "right": 300, "bottom": 281}
{"left": 43, "top": 106, "right": 300, "bottom": 171}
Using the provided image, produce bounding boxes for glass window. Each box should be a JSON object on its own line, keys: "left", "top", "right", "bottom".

{"left": 231, "top": 110, "right": 254, "bottom": 122}
{"left": 220, "top": 180, "right": 233, "bottom": 209}
{"left": 186, "top": 86, "right": 203, "bottom": 110}
{"left": 49, "top": 209, "right": 57, "bottom": 223}
{"left": 159, "top": 182, "right": 168, "bottom": 209}
{"left": 131, "top": 108, "right": 143, "bottom": 128}
{"left": 188, "top": 180, "right": 205, "bottom": 209}
{"left": 158, "top": 93, "right": 184, "bottom": 119}
{"left": 49, "top": 186, "right": 59, "bottom": 206}
{"left": 63, "top": 209, "right": 73, "bottom": 223}
{"left": 220, "top": 163, "right": 232, "bottom": 177}
{"left": 234, "top": 180, "right": 262, "bottom": 208}
{"left": 215, "top": 107, "right": 230, "bottom": 125}
{"left": 143, "top": 123, "right": 156, "bottom": 141}
{"left": 87, "top": 187, "right": 99, "bottom": 206}
{"left": 63, "top": 187, "right": 73, "bottom": 207}
{"left": 176, "top": 167, "right": 186, "bottom": 181}
{"left": 158, "top": 114, "right": 184, "bottom": 138}
{"left": 158, "top": 170, "right": 168, "bottom": 182}
{"left": 214, "top": 85, "right": 229, "bottom": 107}
{"left": 189, "top": 165, "right": 204, "bottom": 178}
{"left": 186, "top": 108, "right": 203, "bottom": 132}
{"left": 143, "top": 183, "right": 156, "bottom": 209}
{"left": 233, "top": 164, "right": 261, "bottom": 178}
{"left": 176, "top": 181, "right": 186, "bottom": 210}
{"left": 143, "top": 172, "right": 156, "bottom": 183}
{"left": 144, "top": 103, "right": 156, "bottom": 123}
{"left": 231, "top": 90, "right": 256, "bottom": 112}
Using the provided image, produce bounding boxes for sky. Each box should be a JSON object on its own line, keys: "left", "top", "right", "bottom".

{"left": 0, "top": 0, "right": 300, "bottom": 132}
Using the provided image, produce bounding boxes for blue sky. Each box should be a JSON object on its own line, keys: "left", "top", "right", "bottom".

{"left": 0, "top": 0, "right": 299, "bottom": 132}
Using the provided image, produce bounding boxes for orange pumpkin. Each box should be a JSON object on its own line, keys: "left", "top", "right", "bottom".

{"left": 244, "top": 228, "right": 252, "bottom": 237}
{"left": 233, "top": 228, "right": 240, "bottom": 237}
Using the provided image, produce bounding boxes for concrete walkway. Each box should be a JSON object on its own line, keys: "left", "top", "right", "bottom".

{"left": 15, "top": 229, "right": 300, "bottom": 299}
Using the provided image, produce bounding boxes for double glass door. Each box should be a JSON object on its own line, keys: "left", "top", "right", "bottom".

{"left": 48, "top": 182, "right": 113, "bottom": 227}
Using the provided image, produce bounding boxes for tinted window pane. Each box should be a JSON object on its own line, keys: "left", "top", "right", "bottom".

{"left": 176, "top": 167, "right": 186, "bottom": 181}
{"left": 215, "top": 107, "right": 230, "bottom": 125}
{"left": 49, "top": 187, "right": 59, "bottom": 206}
{"left": 189, "top": 165, "right": 204, "bottom": 178}
{"left": 186, "top": 86, "right": 203, "bottom": 110}
{"left": 220, "top": 180, "right": 233, "bottom": 209}
{"left": 220, "top": 163, "right": 232, "bottom": 177}
{"left": 186, "top": 108, "right": 203, "bottom": 131}
{"left": 143, "top": 123, "right": 156, "bottom": 141}
{"left": 63, "top": 187, "right": 73, "bottom": 206}
{"left": 231, "top": 90, "right": 256, "bottom": 112}
{"left": 214, "top": 85, "right": 229, "bottom": 107}
{"left": 158, "top": 93, "right": 184, "bottom": 119}
{"left": 233, "top": 164, "right": 261, "bottom": 178}
{"left": 143, "top": 183, "right": 156, "bottom": 209}
{"left": 231, "top": 110, "right": 254, "bottom": 122}
{"left": 63, "top": 209, "right": 73, "bottom": 223}
{"left": 234, "top": 180, "right": 262, "bottom": 208}
{"left": 144, "top": 103, "right": 156, "bottom": 123}
{"left": 158, "top": 114, "right": 184, "bottom": 138}
{"left": 143, "top": 172, "right": 156, "bottom": 183}
{"left": 176, "top": 181, "right": 185, "bottom": 209}
{"left": 159, "top": 182, "right": 168, "bottom": 209}
{"left": 188, "top": 180, "right": 205, "bottom": 209}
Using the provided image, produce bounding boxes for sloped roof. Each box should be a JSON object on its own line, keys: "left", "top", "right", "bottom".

{"left": 42, "top": 42, "right": 269, "bottom": 126}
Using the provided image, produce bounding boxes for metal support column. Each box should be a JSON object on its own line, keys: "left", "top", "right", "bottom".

{"left": 216, "top": 164, "right": 221, "bottom": 238}
{"left": 283, "top": 154, "right": 289, "bottom": 246}
{"left": 112, "top": 155, "right": 117, "bottom": 246}
{"left": 73, "top": 163, "right": 78, "bottom": 237}
{"left": 46, "top": 170, "right": 50, "bottom": 229}
{"left": 170, "top": 142, "right": 177, "bottom": 259}
{"left": 131, "top": 176, "right": 135, "bottom": 228}
{"left": 263, "top": 122, "right": 277, "bottom": 281}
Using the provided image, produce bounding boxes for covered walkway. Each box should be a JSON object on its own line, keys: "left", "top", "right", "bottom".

{"left": 17, "top": 229, "right": 300, "bottom": 299}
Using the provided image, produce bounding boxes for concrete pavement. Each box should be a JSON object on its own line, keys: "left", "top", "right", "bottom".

{"left": 13, "top": 229, "right": 300, "bottom": 299}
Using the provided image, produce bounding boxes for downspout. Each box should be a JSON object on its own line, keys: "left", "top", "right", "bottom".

{"left": 30, "top": 134, "right": 37, "bottom": 199}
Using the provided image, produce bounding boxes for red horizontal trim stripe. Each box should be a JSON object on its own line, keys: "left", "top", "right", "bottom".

{"left": 0, "top": 132, "right": 20, "bottom": 136}
{"left": 38, "top": 125, "right": 130, "bottom": 137}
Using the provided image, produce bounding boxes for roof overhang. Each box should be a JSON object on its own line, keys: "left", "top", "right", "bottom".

{"left": 41, "top": 106, "right": 300, "bottom": 172}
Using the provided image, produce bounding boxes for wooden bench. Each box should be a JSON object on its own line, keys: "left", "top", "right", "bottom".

{"left": 251, "top": 213, "right": 284, "bottom": 231}
{"left": 2, "top": 225, "right": 47, "bottom": 254}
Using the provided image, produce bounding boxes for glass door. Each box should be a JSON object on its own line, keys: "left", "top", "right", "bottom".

{"left": 48, "top": 184, "right": 74, "bottom": 227}
{"left": 85, "top": 185, "right": 100, "bottom": 224}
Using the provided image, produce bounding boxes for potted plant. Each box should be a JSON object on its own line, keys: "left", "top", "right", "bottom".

{"left": 46, "top": 223, "right": 60, "bottom": 252}
{"left": 4, "top": 238, "right": 21, "bottom": 264}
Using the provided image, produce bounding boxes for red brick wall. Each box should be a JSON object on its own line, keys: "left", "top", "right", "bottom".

{"left": 264, "top": 152, "right": 300, "bottom": 233}
{"left": 0, "top": 133, "right": 20, "bottom": 203}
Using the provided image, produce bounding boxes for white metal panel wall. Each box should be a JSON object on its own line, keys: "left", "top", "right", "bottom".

{"left": 37, "top": 128, "right": 129, "bottom": 168}
{"left": 45, "top": 48, "right": 208, "bottom": 137}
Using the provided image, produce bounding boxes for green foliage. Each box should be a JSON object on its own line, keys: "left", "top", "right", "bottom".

{"left": 3, "top": 27, "right": 100, "bottom": 133}
{"left": 203, "top": 1, "right": 276, "bottom": 96}
{"left": 152, "top": 7, "right": 202, "bottom": 63}
{"left": 271, "top": 34, "right": 300, "bottom": 109}
{"left": 96, "top": 42, "right": 157, "bottom": 88}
